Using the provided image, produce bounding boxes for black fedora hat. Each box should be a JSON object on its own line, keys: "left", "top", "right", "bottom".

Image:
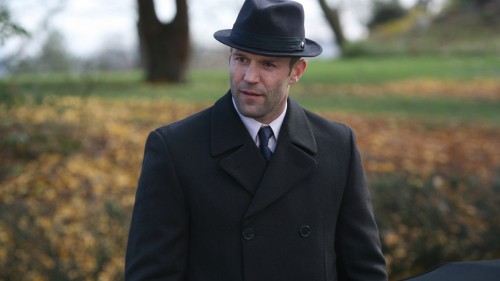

{"left": 214, "top": 0, "right": 322, "bottom": 57}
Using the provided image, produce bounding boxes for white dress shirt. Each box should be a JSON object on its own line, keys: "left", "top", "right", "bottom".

{"left": 232, "top": 98, "right": 287, "bottom": 153}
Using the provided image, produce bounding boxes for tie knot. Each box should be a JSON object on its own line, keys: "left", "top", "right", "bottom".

{"left": 258, "top": 126, "right": 273, "bottom": 147}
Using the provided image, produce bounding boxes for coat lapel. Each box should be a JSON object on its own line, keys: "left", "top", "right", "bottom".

{"left": 210, "top": 93, "right": 318, "bottom": 217}
{"left": 244, "top": 98, "right": 318, "bottom": 219}
{"left": 211, "top": 92, "right": 268, "bottom": 195}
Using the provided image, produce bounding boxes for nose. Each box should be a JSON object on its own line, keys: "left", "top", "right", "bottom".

{"left": 243, "top": 63, "right": 260, "bottom": 84}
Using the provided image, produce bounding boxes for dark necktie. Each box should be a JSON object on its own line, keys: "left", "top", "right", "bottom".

{"left": 258, "top": 126, "right": 273, "bottom": 161}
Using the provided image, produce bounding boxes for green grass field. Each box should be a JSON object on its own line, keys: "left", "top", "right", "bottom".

{"left": 2, "top": 55, "right": 499, "bottom": 124}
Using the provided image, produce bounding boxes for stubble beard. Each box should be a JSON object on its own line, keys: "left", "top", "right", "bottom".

{"left": 230, "top": 72, "right": 290, "bottom": 123}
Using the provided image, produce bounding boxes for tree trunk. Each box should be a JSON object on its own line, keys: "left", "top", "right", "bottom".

{"left": 317, "top": 0, "right": 346, "bottom": 53}
{"left": 138, "top": 0, "right": 190, "bottom": 83}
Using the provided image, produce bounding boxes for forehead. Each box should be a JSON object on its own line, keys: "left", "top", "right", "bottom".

{"left": 231, "top": 48, "right": 291, "bottom": 62}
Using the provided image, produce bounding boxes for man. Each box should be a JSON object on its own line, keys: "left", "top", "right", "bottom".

{"left": 125, "top": 0, "right": 388, "bottom": 280}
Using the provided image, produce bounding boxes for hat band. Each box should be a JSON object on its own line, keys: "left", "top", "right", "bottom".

{"left": 230, "top": 28, "right": 305, "bottom": 52}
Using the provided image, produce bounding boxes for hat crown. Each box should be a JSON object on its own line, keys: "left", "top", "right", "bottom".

{"left": 235, "top": 0, "right": 305, "bottom": 39}
{"left": 213, "top": 0, "right": 322, "bottom": 57}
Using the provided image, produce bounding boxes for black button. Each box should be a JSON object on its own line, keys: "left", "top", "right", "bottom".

{"left": 243, "top": 228, "right": 254, "bottom": 240}
{"left": 299, "top": 226, "right": 311, "bottom": 238}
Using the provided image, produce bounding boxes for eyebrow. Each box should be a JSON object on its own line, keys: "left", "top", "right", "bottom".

{"left": 233, "top": 50, "right": 281, "bottom": 60}
{"left": 231, "top": 50, "right": 287, "bottom": 67}
{"left": 260, "top": 58, "right": 279, "bottom": 65}
{"left": 231, "top": 50, "right": 246, "bottom": 56}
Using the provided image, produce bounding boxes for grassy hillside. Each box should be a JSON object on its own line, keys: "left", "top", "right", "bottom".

{"left": 347, "top": 2, "right": 500, "bottom": 57}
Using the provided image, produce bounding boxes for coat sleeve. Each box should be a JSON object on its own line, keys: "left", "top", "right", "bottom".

{"left": 125, "top": 130, "right": 189, "bottom": 281}
{"left": 336, "top": 128, "right": 388, "bottom": 281}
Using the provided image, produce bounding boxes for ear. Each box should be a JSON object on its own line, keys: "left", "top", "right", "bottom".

{"left": 289, "top": 59, "right": 307, "bottom": 84}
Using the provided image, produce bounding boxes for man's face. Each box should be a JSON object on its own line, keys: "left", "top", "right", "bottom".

{"left": 229, "top": 49, "right": 305, "bottom": 124}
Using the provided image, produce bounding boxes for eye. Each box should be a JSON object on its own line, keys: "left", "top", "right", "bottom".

{"left": 262, "top": 62, "right": 276, "bottom": 68}
{"left": 234, "top": 56, "right": 248, "bottom": 63}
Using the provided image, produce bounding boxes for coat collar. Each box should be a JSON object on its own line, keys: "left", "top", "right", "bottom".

{"left": 211, "top": 92, "right": 317, "bottom": 219}
{"left": 211, "top": 91, "right": 317, "bottom": 156}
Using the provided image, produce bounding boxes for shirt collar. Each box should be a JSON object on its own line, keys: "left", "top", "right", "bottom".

{"left": 232, "top": 97, "right": 287, "bottom": 144}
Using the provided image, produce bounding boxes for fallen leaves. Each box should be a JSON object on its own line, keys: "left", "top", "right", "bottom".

{"left": 302, "top": 78, "right": 500, "bottom": 101}
{"left": 0, "top": 95, "right": 498, "bottom": 280}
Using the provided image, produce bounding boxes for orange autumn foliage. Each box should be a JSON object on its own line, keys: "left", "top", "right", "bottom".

{"left": 0, "top": 95, "right": 498, "bottom": 280}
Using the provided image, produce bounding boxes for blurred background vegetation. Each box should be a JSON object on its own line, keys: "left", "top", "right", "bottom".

{"left": 1, "top": 0, "right": 499, "bottom": 280}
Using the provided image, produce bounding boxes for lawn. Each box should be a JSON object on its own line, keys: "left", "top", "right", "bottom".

{"left": 2, "top": 55, "right": 499, "bottom": 124}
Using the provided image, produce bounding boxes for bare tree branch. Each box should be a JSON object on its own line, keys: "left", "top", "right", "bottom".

{"left": 317, "top": 0, "right": 346, "bottom": 52}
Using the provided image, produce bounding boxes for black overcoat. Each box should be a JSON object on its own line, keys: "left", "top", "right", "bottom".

{"left": 125, "top": 92, "right": 387, "bottom": 281}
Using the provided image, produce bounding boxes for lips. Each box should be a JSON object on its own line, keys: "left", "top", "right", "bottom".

{"left": 240, "top": 89, "right": 262, "bottom": 97}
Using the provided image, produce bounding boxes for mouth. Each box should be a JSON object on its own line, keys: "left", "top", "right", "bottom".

{"left": 240, "top": 90, "right": 262, "bottom": 97}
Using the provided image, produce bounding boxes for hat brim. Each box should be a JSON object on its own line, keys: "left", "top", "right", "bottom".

{"left": 214, "top": 29, "right": 322, "bottom": 57}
